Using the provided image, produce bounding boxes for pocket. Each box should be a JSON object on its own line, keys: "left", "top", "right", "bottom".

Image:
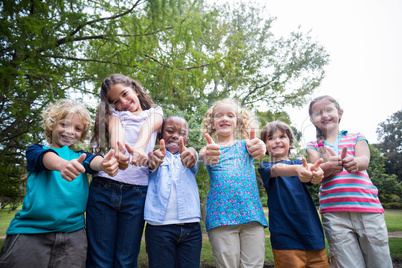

{"left": 322, "top": 212, "right": 346, "bottom": 243}
{"left": 134, "top": 185, "right": 148, "bottom": 197}
{"left": 363, "top": 213, "right": 389, "bottom": 246}
{"left": 0, "top": 234, "right": 21, "bottom": 262}
{"left": 89, "top": 177, "right": 109, "bottom": 190}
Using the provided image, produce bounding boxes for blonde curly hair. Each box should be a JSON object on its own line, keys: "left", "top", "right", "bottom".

{"left": 201, "top": 98, "right": 259, "bottom": 141}
{"left": 42, "top": 99, "right": 91, "bottom": 144}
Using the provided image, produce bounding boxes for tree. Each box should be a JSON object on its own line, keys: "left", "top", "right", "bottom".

{"left": 375, "top": 110, "right": 402, "bottom": 182}
{"left": 0, "top": 0, "right": 329, "bottom": 209}
{"left": 367, "top": 144, "right": 402, "bottom": 204}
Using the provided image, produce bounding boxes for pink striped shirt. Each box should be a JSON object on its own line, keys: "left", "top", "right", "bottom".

{"left": 306, "top": 130, "right": 384, "bottom": 214}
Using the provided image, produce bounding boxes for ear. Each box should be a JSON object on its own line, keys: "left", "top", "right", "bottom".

{"left": 338, "top": 109, "right": 344, "bottom": 122}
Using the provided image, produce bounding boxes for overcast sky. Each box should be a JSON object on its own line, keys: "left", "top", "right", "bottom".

{"left": 261, "top": 0, "right": 402, "bottom": 146}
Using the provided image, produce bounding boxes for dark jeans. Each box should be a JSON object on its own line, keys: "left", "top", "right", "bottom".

{"left": 0, "top": 228, "right": 87, "bottom": 268}
{"left": 86, "top": 177, "right": 147, "bottom": 268}
{"left": 145, "top": 222, "right": 202, "bottom": 268}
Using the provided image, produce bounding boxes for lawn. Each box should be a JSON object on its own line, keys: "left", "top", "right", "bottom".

{"left": 1, "top": 207, "right": 401, "bottom": 267}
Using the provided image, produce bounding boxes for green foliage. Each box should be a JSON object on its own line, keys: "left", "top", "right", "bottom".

{"left": 375, "top": 109, "right": 402, "bottom": 182}
{"left": 368, "top": 145, "right": 402, "bottom": 203}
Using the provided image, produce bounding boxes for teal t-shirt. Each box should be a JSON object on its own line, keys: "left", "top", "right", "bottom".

{"left": 6, "top": 144, "right": 96, "bottom": 234}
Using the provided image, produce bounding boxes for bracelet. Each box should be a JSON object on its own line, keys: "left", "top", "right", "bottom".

{"left": 318, "top": 142, "right": 324, "bottom": 147}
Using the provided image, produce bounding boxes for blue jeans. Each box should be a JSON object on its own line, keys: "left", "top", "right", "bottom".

{"left": 86, "top": 177, "right": 147, "bottom": 268}
{"left": 145, "top": 222, "right": 202, "bottom": 268}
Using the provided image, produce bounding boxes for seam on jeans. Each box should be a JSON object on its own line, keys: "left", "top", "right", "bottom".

{"left": 0, "top": 234, "right": 20, "bottom": 260}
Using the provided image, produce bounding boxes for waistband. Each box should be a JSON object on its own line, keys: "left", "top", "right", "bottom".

{"left": 92, "top": 176, "right": 147, "bottom": 187}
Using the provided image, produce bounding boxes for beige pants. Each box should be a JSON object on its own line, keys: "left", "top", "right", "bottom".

{"left": 208, "top": 221, "right": 265, "bottom": 268}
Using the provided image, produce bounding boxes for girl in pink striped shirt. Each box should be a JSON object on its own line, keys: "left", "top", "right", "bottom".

{"left": 306, "top": 95, "right": 392, "bottom": 268}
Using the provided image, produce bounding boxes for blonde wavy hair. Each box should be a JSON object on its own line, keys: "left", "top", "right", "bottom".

{"left": 201, "top": 98, "right": 258, "bottom": 141}
{"left": 42, "top": 99, "right": 91, "bottom": 144}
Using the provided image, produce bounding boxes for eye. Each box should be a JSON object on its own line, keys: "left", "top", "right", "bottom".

{"left": 180, "top": 131, "right": 186, "bottom": 136}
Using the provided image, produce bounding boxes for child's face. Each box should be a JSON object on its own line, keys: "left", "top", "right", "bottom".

{"left": 162, "top": 117, "right": 189, "bottom": 154}
{"left": 51, "top": 113, "right": 84, "bottom": 149}
{"left": 310, "top": 99, "right": 343, "bottom": 133}
{"left": 108, "top": 83, "right": 143, "bottom": 115}
{"left": 212, "top": 103, "right": 238, "bottom": 138}
{"left": 265, "top": 129, "right": 290, "bottom": 161}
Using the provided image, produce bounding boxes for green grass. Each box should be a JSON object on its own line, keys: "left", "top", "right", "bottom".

{"left": 1, "top": 207, "right": 401, "bottom": 266}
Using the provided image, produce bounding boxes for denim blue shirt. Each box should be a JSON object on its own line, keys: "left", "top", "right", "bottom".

{"left": 144, "top": 150, "right": 200, "bottom": 224}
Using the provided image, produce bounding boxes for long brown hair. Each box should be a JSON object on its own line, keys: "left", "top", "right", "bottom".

{"left": 91, "top": 74, "right": 155, "bottom": 153}
{"left": 308, "top": 95, "right": 341, "bottom": 162}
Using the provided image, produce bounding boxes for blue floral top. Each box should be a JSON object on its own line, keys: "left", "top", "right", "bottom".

{"left": 205, "top": 140, "right": 268, "bottom": 231}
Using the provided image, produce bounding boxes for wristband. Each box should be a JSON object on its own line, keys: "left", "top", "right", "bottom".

{"left": 318, "top": 142, "right": 324, "bottom": 147}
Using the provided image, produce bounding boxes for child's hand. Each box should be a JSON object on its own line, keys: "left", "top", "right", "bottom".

{"left": 340, "top": 146, "right": 358, "bottom": 173}
{"left": 298, "top": 157, "right": 314, "bottom": 183}
{"left": 245, "top": 128, "right": 266, "bottom": 159}
{"left": 310, "top": 158, "right": 324, "bottom": 184}
{"left": 125, "top": 144, "right": 148, "bottom": 167}
{"left": 179, "top": 137, "right": 197, "bottom": 168}
{"left": 102, "top": 149, "right": 119, "bottom": 177}
{"left": 203, "top": 133, "right": 221, "bottom": 165}
{"left": 148, "top": 139, "right": 166, "bottom": 170}
{"left": 115, "top": 141, "right": 130, "bottom": 170}
{"left": 60, "top": 153, "right": 86, "bottom": 182}
{"left": 326, "top": 147, "right": 344, "bottom": 175}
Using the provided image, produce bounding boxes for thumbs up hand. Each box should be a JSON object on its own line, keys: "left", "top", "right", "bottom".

{"left": 126, "top": 144, "right": 148, "bottom": 167}
{"left": 179, "top": 137, "right": 197, "bottom": 168}
{"left": 60, "top": 153, "right": 87, "bottom": 182}
{"left": 102, "top": 149, "right": 119, "bottom": 177}
{"left": 115, "top": 141, "right": 130, "bottom": 170}
{"left": 326, "top": 146, "right": 344, "bottom": 174}
{"left": 148, "top": 139, "right": 166, "bottom": 170}
{"left": 340, "top": 146, "right": 358, "bottom": 173}
{"left": 309, "top": 158, "right": 324, "bottom": 184}
{"left": 298, "top": 157, "right": 315, "bottom": 183}
{"left": 201, "top": 133, "right": 221, "bottom": 165}
{"left": 245, "top": 127, "right": 266, "bottom": 159}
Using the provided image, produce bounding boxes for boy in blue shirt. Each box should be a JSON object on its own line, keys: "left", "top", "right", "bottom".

{"left": 144, "top": 115, "right": 201, "bottom": 268}
{"left": 0, "top": 99, "right": 119, "bottom": 268}
{"left": 258, "top": 120, "right": 329, "bottom": 268}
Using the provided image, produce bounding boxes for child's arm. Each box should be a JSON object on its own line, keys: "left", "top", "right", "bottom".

{"left": 42, "top": 152, "right": 86, "bottom": 182}
{"left": 341, "top": 140, "right": 370, "bottom": 173}
{"left": 200, "top": 133, "right": 221, "bottom": 165}
{"left": 245, "top": 128, "right": 266, "bottom": 159}
{"left": 179, "top": 137, "right": 197, "bottom": 168}
{"left": 126, "top": 112, "right": 163, "bottom": 167}
{"left": 148, "top": 139, "right": 166, "bottom": 170}
{"left": 307, "top": 147, "right": 343, "bottom": 178}
{"left": 271, "top": 158, "right": 324, "bottom": 184}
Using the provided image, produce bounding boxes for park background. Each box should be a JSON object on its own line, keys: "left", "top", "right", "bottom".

{"left": 1, "top": 0, "right": 401, "bottom": 266}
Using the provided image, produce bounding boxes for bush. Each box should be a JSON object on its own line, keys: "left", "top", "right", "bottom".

{"left": 382, "top": 203, "right": 402, "bottom": 209}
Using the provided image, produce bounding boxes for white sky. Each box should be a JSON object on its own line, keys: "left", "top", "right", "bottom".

{"left": 262, "top": 0, "right": 402, "bottom": 146}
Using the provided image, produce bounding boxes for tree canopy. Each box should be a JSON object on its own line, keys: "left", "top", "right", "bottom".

{"left": 0, "top": 0, "right": 329, "bottom": 206}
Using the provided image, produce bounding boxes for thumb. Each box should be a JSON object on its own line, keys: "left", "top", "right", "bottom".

{"left": 179, "top": 137, "right": 186, "bottom": 154}
{"left": 250, "top": 127, "right": 256, "bottom": 140}
{"left": 77, "top": 153, "right": 86, "bottom": 164}
{"left": 125, "top": 144, "right": 134, "bottom": 155}
{"left": 204, "top": 133, "right": 215, "bottom": 145}
{"left": 341, "top": 146, "right": 348, "bottom": 159}
{"left": 104, "top": 149, "right": 115, "bottom": 161}
{"left": 311, "top": 158, "right": 323, "bottom": 170}
{"left": 116, "top": 141, "right": 126, "bottom": 153}
{"left": 302, "top": 157, "right": 309, "bottom": 169}
{"left": 159, "top": 139, "right": 166, "bottom": 156}
{"left": 326, "top": 146, "right": 337, "bottom": 157}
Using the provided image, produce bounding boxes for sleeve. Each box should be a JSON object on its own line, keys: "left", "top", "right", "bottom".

{"left": 258, "top": 162, "right": 273, "bottom": 188}
{"left": 26, "top": 144, "right": 58, "bottom": 172}
{"left": 356, "top": 133, "right": 368, "bottom": 144}
{"left": 78, "top": 151, "right": 103, "bottom": 174}
{"left": 306, "top": 140, "right": 318, "bottom": 151}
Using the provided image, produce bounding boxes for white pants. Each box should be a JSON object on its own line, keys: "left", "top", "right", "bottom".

{"left": 208, "top": 221, "right": 265, "bottom": 268}
{"left": 322, "top": 212, "right": 392, "bottom": 268}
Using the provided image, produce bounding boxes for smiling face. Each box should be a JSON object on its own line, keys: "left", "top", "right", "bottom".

{"left": 310, "top": 98, "right": 343, "bottom": 134}
{"left": 265, "top": 129, "right": 290, "bottom": 161}
{"left": 212, "top": 102, "right": 238, "bottom": 138}
{"left": 51, "top": 113, "right": 84, "bottom": 149}
{"left": 108, "top": 83, "right": 143, "bottom": 115}
{"left": 161, "top": 116, "right": 189, "bottom": 154}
